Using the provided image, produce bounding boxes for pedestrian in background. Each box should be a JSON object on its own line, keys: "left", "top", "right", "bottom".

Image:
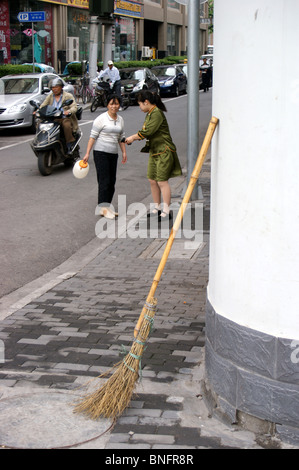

{"left": 125, "top": 90, "right": 182, "bottom": 220}
{"left": 82, "top": 94, "right": 127, "bottom": 219}
{"left": 99, "top": 60, "right": 123, "bottom": 110}
{"left": 200, "top": 57, "right": 211, "bottom": 92}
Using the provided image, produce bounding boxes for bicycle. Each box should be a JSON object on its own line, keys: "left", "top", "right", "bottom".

{"left": 73, "top": 79, "right": 81, "bottom": 102}
{"left": 79, "top": 74, "right": 94, "bottom": 104}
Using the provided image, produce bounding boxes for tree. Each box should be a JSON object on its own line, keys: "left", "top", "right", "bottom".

{"left": 208, "top": 0, "right": 214, "bottom": 34}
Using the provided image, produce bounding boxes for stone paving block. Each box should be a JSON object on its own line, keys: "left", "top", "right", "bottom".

{"left": 162, "top": 410, "right": 180, "bottom": 419}
{"left": 17, "top": 335, "right": 57, "bottom": 345}
{"left": 0, "top": 379, "right": 17, "bottom": 387}
{"left": 117, "top": 416, "right": 139, "bottom": 425}
{"left": 53, "top": 363, "right": 90, "bottom": 372}
{"left": 57, "top": 331, "right": 89, "bottom": 338}
{"left": 108, "top": 433, "right": 131, "bottom": 443}
{"left": 124, "top": 408, "right": 162, "bottom": 418}
{"left": 88, "top": 348, "right": 119, "bottom": 356}
{"left": 131, "top": 433, "right": 175, "bottom": 445}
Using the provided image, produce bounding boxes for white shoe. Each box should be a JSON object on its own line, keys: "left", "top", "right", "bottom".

{"left": 109, "top": 208, "right": 118, "bottom": 216}
{"left": 99, "top": 207, "right": 115, "bottom": 219}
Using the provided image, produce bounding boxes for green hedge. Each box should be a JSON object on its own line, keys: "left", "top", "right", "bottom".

{"left": 65, "top": 63, "right": 84, "bottom": 76}
{"left": 66, "top": 56, "right": 187, "bottom": 76}
{"left": 0, "top": 56, "right": 187, "bottom": 79}
{"left": 115, "top": 57, "right": 187, "bottom": 69}
{"left": 0, "top": 64, "right": 43, "bottom": 78}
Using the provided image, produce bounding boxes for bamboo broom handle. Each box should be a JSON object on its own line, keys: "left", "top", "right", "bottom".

{"left": 134, "top": 116, "right": 219, "bottom": 337}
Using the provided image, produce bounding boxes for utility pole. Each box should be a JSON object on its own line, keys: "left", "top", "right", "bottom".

{"left": 102, "top": 18, "right": 114, "bottom": 67}
{"left": 32, "top": 22, "right": 35, "bottom": 73}
{"left": 176, "top": 0, "right": 200, "bottom": 200}
{"left": 187, "top": 0, "right": 199, "bottom": 200}
{"left": 88, "top": 0, "right": 114, "bottom": 79}
{"left": 88, "top": 16, "right": 99, "bottom": 82}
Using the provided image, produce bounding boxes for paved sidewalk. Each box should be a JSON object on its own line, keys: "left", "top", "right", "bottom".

{"left": 0, "top": 153, "right": 297, "bottom": 450}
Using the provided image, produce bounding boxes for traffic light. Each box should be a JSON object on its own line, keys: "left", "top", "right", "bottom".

{"left": 89, "top": 0, "right": 114, "bottom": 17}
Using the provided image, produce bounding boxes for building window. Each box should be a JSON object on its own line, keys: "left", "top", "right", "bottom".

{"left": 167, "top": 23, "right": 178, "bottom": 56}
{"left": 168, "top": 0, "right": 179, "bottom": 9}
{"left": 114, "top": 17, "right": 136, "bottom": 62}
{"left": 67, "top": 8, "right": 90, "bottom": 62}
{"left": 3, "top": 0, "right": 54, "bottom": 66}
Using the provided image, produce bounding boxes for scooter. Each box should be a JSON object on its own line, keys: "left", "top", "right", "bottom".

{"left": 30, "top": 99, "right": 83, "bottom": 176}
{"left": 121, "top": 83, "right": 134, "bottom": 110}
{"left": 90, "top": 78, "right": 111, "bottom": 112}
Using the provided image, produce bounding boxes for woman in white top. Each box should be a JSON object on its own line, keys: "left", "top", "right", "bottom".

{"left": 83, "top": 94, "right": 127, "bottom": 219}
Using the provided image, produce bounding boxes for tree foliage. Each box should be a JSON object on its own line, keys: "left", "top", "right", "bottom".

{"left": 208, "top": 0, "right": 214, "bottom": 34}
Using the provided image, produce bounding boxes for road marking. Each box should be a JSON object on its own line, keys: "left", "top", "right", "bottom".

{"left": 164, "top": 95, "right": 187, "bottom": 103}
{"left": 0, "top": 96, "right": 188, "bottom": 152}
{"left": 0, "top": 137, "right": 33, "bottom": 151}
{"left": 0, "top": 120, "right": 94, "bottom": 152}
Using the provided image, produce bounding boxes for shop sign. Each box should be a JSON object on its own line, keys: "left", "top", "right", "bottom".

{"left": 114, "top": 0, "right": 143, "bottom": 19}
{"left": 39, "top": 0, "right": 89, "bottom": 10}
{"left": 17, "top": 11, "right": 46, "bottom": 22}
{"left": 0, "top": 0, "right": 10, "bottom": 63}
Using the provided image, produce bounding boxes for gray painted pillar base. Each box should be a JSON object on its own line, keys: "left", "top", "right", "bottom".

{"left": 204, "top": 299, "right": 299, "bottom": 445}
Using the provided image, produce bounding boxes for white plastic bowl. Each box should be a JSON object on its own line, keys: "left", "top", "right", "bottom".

{"left": 73, "top": 160, "right": 89, "bottom": 179}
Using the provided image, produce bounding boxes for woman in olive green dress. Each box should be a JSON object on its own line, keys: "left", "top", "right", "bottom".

{"left": 125, "top": 90, "right": 182, "bottom": 220}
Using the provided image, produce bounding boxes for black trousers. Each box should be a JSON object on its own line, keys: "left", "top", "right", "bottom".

{"left": 93, "top": 150, "right": 118, "bottom": 205}
{"left": 113, "top": 80, "right": 122, "bottom": 106}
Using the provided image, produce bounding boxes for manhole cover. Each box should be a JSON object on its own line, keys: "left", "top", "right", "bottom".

{"left": 0, "top": 392, "right": 113, "bottom": 449}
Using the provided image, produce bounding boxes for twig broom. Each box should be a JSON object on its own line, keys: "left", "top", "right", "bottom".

{"left": 74, "top": 116, "right": 219, "bottom": 420}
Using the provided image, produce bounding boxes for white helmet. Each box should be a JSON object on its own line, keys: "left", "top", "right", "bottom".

{"left": 73, "top": 160, "right": 89, "bottom": 179}
{"left": 51, "top": 78, "right": 64, "bottom": 88}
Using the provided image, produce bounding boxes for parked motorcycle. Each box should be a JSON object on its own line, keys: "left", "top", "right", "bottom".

{"left": 30, "top": 99, "right": 83, "bottom": 176}
{"left": 90, "top": 78, "right": 111, "bottom": 112}
{"left": 91, "top": 77, "right": 132, "bottom": 111}
{"left": 121, "top": 83, "right": 134, "bottom": 110}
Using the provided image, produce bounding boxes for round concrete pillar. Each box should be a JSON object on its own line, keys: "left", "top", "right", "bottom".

{"left": 206, "top": 0, "right": 299, "bottom": 441}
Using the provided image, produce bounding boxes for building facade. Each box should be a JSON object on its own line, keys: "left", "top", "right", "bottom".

{"left": 0, "top": 0, "right": 212, "bottom": 71}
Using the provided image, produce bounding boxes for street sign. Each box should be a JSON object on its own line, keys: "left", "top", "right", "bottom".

{"left": 17, "top": 11, "right": 46, "bottom": 23}
{"left": 200, "top": 18, "right": 211, "bottom": 24}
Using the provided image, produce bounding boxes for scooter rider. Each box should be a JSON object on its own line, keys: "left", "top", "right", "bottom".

{"left": 39, "top": 78, "right": 79, "bottom": 154}
{"left": 98, "top": 60, "right": 123, "bottom": 110}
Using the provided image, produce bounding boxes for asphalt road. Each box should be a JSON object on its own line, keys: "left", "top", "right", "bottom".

{"left": 0, "top": 92, "right": 212, "bottom": 299}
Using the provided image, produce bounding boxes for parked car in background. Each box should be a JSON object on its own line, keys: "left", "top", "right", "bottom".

{"left": 0, "top": 73, "right": 75, "bottom": 131}
{"left": 181, "top": 64, "right": 203, "bottom": 90}
{"left": 119, "top": 67, "right": 160, "bottom": 103}
{"left": 23, "top": 63, "right": 57, "bottom": 73}
{"left": 151, "top": 64, "right": 187, "bottom": 96}
{"left": 62, "top": 61, "right": 89, "bottom": 76}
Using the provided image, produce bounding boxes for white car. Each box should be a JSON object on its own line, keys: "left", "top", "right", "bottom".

{"left": 22, "top": 63, "right": 57, "bottom": 73}
{"left": 0, "top": 73, "right": 75, "bottom": 132}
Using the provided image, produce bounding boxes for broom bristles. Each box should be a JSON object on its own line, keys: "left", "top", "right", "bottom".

{"left": 74, "top": 299, "right": 157, "bottom": 420}
{"left": 74, "top": 360, "right": 138, "bottom": 419}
